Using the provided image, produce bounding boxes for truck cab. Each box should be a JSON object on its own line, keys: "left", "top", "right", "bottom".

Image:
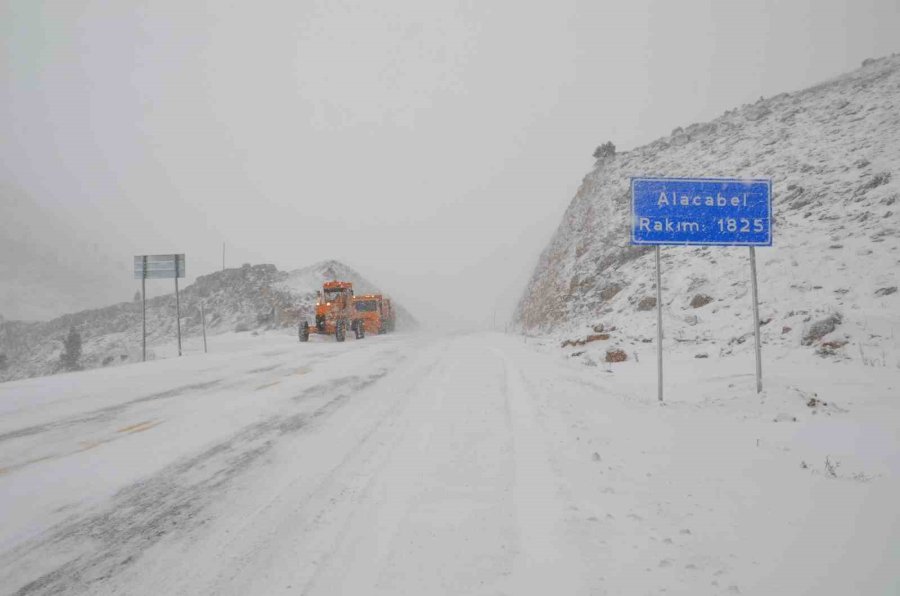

{"left": 353, "top": 294, "right": 395, "bottom": 335}
{"left": 300, "top": 280, "right": 364, "bottom": 342}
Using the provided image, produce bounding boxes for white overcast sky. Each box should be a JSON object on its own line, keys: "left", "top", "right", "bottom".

{"left": 3, "top": 0, "right": 899, "bottom": 327}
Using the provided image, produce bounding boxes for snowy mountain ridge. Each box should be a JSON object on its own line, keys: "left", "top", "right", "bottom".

{"left": 515, "top": 54, "right": 900, "bottom": 367}
{"left": 0, "top": 260, "right": 414, "bottom": 383}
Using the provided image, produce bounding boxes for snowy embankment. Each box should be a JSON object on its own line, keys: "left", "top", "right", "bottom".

{"left": 1, "top": 331, "right": 897, "bottom": 594}
{"left": 515, "top": 54, "right": 900, "bottom": 368}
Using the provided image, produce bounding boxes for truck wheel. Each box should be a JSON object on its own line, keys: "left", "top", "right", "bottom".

{"left": 336, "top": 320, "right": 346, "bottom": 342}
{"left": 299, "top": 321, "right": 310, "bottom": 342}
{"left": 355, "top": 320, "right": 365, "bottom": 339}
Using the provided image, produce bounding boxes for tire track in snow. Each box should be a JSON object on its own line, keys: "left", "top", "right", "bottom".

{"left": 0, "top": 355, "right": 330, "bottom": 450}
{"left": 188, "top": 342, "right": 451, "bottom": 595}
{"left": 495, "top": 347, "right": 591, "bottom": 594}
{"left": 0, "top": 380, "right": 223, "bottom": 446}
{"left": 293, "top": 337, "right": 517, "bottom": 595}
{"left": 2, "top": 363, "right": 398, "bottom": 596}
{"left": 297, "top": 356, "right": 453, "bottom": 595}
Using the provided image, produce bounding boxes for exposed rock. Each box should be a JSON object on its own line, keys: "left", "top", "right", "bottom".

{"left": 586, "top": 333, "right": 610, "bottom": 343}
{"left": 605, "top": 349, "right": 628, "bottom": 363}
{"left": 875, "top": 286, "right": 897, "bottom": 297}
{"left": 801, "top": 314, "right": 843, "bottom": 346}
{"left": 744, "top": 104, "right": 771, "bottom": 121}
{"left": 599, "top": 284, "right": 623, "bottom": 302}
{"left": 832, "top": 98, "right": 850, "bottom": 110}
{"left": 855, "top": 171, "right": 892, "bottom": 196}
{"left": 689, "top": 294, "right": 714, "bottom": 309}
{"left": 563, "top": 333, "right": 610, "bottom": 348}
{"left": 817, "top": 339, "right": 849, "bottom": 356}
{"left": 637, "top": 296, "right": 657, "bottom": 311}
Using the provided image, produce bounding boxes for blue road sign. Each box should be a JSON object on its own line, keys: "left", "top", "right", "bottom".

{"left": 631, "top": 177, "right": 771, "bottom": 246}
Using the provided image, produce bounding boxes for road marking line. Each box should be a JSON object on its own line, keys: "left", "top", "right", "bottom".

{"left": 117, "top": 420, "right": 161, "bottom": 434}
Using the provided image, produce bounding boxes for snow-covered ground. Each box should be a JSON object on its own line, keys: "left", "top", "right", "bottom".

{"left": 1, "top": 330, "right": 897, "bottom": 595}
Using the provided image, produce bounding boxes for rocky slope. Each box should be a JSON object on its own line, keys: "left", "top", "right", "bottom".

{"left": 0, "top": 260, "right": 414, "bottom": 382}
{"left": 515, "top": 55, "right": 900, "bottom": 364}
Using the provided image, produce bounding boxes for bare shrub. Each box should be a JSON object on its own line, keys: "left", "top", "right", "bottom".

{"left": 824, "top": 456, "right": 840, "bottom": 478}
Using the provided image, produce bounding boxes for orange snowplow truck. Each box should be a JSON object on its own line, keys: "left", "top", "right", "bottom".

{"left": 299, "top": 281, "right": 365, "bottom": 342}
{"left": 352, "top": 294, "right": 397, "bottom": 335}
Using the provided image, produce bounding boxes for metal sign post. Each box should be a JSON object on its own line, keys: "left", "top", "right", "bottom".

{"left": 200, "top": 303, "right": 208, "bottom": 353}
{"left": 134, "top": 254, "right": 186, "bottom": 360}
{"left": 631, "top": 177, "right": 772, "bottom": 399}
{"left": 142, "top": 256, "right": 147, "bottom": 362}
{"left": 175, "top": 275, "right": 182, "bottom": 356}
{"left": 655, "top": 246, "right": 663, "bottom": 402}
{"left": 749, "top": 246, "right": 762, "bottom": 393}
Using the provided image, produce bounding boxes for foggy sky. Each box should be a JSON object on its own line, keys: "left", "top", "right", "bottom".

{"left": 3, "top": 0, "right": 899, "bottom": 327}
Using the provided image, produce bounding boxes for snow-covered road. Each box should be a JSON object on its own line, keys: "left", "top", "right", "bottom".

{"left": 1, "top": 332, "right": 898, "bottom": 595}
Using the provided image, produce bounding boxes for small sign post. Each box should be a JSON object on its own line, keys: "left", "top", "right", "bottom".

{"left": 749, "top": 246, "right": 762, "bottom": 393}
{"left": 175, "top": 273, "right": 182, "bottom": 356}
{"left": 655, "top": 246, "right": 663, "bottom": 402}
{"left": 200, "top": 303, "right": 208, "bottom": 354}
{"left": 631, "top": 177, "right": 772, "bottom": 400}
{"left": 142, "top": 256, "right": 147, "bottom": 362}
{"left": 134, "top": 254, "right": 186, "bottom": 359}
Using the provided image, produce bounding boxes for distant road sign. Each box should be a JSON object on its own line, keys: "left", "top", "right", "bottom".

{"left": 134, "top": 254, "right": 185, "bottom": 279}
{"left": 631, "top": 177, "right": 772, "bottom": 246}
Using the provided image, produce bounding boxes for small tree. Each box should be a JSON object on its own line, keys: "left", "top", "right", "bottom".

{"left": 593, "top": 141, "right": 616, "bottom": 160}
{"left": 134, "top": 291, "right": 141, "bottom": 302}
{"left": 60, "top": 326, "right": 82, "bottom": 371}
{"left": 0, "top": 353, "right": 7, "bottom": 371}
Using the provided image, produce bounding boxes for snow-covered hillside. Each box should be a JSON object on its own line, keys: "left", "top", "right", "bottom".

{"left": 515, "top": 55, "right": 900, "bottom": 368}
{"left": 0, "top": 260, "right": 414, "bottom": 383}
{"left": 280, "top": 260, "right": 380, "bottom": 295}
